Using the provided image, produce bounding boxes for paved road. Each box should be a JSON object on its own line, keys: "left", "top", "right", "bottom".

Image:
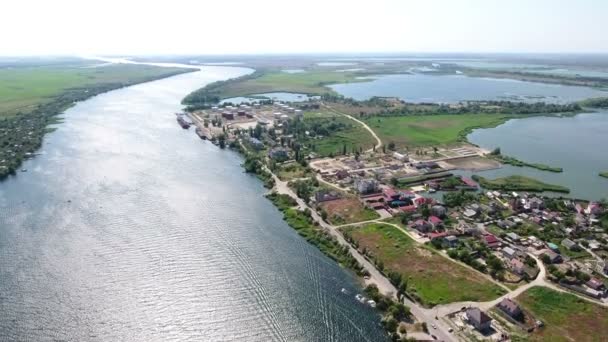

{"left": 268, "top": 169, "right": 456, "bottom": 341}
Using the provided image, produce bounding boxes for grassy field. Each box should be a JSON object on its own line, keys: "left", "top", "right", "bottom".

{"left": 0, "top": 61, "right": 189, "bottom": 117}
{"left": 276, "top": 162, "right": 312, "bottom": 181}
{"left": 517, "top": 286, "right": 608, "bottom": 342}
{"left": 472, "top": 175, "right": 570, "bottom": 193}
{"left": 207, "top": 71, "right": 363, "bottom": 99}
{"left": 362, "top": 114, "right": 510, "bottom": 147}
{"left": 343, "top": 223, "right": 506, "bottom": 306}
{"left": 300, "top": 111, "right": 377, "bottom": 156}
{"left": 320, "top": 197, "right": 379, "bottom": 225}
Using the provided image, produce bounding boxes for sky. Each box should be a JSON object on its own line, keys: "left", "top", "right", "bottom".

{"left": 1, "top": 0, "right": 607, "bottom": 55}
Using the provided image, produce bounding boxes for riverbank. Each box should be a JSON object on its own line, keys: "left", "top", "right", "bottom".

{"left": 600, "top": 172, "right": 608, "bottom": 179}
{"left": 0, "top": 64, "right": 193, "bottom": 179}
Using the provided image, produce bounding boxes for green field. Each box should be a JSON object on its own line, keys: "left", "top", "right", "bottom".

{"left": 343, "top": 223, "right": 506, "bottom": 306}
{"left": 299, "top": 111, "right": 376, "bottom": 156}
{"left": 472, "top": 175, "right": 570, "bottom": 193}
{"left": 0, "top": 61, "right": 189, "bottom": 117}
{"left": 189, "top": 70, "right": 363, "bottom": 102}
{"left": 517, "top": 286, "right": 608, "bottom": 342}
{"left": 363, "top": 114, "right": 510, "bottom": 147}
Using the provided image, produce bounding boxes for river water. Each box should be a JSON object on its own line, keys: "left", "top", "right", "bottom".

{"left": 0, "top": 67, "right": 387, "bottom": 341}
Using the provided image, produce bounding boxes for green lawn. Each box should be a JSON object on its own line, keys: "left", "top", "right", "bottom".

{"left": 472, "top": 175, "right": 570, "bottom": 193}
{"left": 363, "top": 114, "right": 510, "bottom": 147}
{"left": 343, "top": 223, "right": 506, "bottom": 306}
{"left": 517, "top": 286, "right": 608, "bottom": 342}
{"left": 0, "top": 61, "right": 189, "bottom": 117}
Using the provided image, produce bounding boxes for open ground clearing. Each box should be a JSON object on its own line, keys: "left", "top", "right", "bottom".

{"left": 516, "top": 286, "right": 608, "bottom": 342}
{"left": 342, "top": 223, "right": 506, "bottom": 306}
{"left": 319, "top": 197, "right": 379, "bottom": 225}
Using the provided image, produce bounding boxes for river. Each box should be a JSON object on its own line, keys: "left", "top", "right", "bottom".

{"left": 0, "top": 66, "right": 387, "bottom": 341}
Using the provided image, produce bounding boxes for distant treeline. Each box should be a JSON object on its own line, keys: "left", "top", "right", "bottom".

{"left": 182, "top": 70, "right": 264, "bottom": 110}
{"left": 579, "top": 97, "right": 608, "bottom": 108}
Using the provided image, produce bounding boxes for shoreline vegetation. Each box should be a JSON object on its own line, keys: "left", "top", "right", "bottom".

{"left": 472, "top": 175, "right": 570, "bottom": 193}
{"left": 600, "top": 172, "right": 608, "bottom": 178}
{"left": 0, "top": 63, "right": 192, "bottom": 179}
{"left": 489, "top": 148, "right": 563, "bottom": 173}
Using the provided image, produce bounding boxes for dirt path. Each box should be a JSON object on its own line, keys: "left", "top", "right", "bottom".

{"left": 321, "top": 103, "right": 382, "bottom": 152}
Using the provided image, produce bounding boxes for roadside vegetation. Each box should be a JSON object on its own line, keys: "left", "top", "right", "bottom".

{"left": 516, "top": 286, "right": 608, "bottom": 342}
{"left": 342, "top": 223, "right": 506, "bottom": 306}
{"left": 266, "top": 192, "right": 367, "bottom": 275}
{"left": 472, "top": 175, "right": 570, "bottom": 193}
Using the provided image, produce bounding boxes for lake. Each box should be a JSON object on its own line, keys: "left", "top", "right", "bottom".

{"left": 329, "top": 74, "right": 608, "bottom": 103}
{"left": 466, "top": 111, "right": 608, "bottom": 200}
{"left": 0, "top": 66, "right": 387, "bottom": 341}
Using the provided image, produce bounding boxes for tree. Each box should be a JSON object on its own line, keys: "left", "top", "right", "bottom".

{"left": 388, "top": 141, "right": 396, "bottom": 151}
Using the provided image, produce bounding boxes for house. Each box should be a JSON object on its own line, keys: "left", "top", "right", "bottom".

{"left": 221, "top": 111, "right": 235, "bottom": 120}
{"left": 542, "top": 249, "right": 563, "bottom": 264}
{"left": 268, "top": 148, "right": 289, "bottom": 161}
{"left": 547, "top": 242, "right": 560, "bottom": 252}
{"left": 463, "top": 209, "right": 478, "bottom": 219}
{"left": 315, "top": 190, "right": 341, "bottom": 203}
{"left": 412, "top": 220, "right": 432, "bottom": 233}
{"left": 497, "top": 298, "right": 523, "bottom": 320}
{"left": 354, "top": 178, "right": 379, "bottom": 194}
{"left": 444, "top": 235, "right": 459, "bottom": 248}
{"left": 429, "top": 231, "right": 449, "bottom": 240}
{"left": 510, "top": 258, "right": 526, "bottom": 275}
{"left": 506, "top": 232, "right": 521, "bottom": 242}
{"left": 586, "top": 278, "right": 606, "bottom": 292}
{"left": 382, "top": 187, "right": 400, "bottom": 201}
{"left": 428, "top": 216, "right": 443, "bottom": 229}
{"left": 466, "top": 307, "right": 492, "bottom": 332}
{"left": 502, "top": 247, "right": 517, "bottom": 259}
{"left": 498, "top": 219, "right": 517, "bottom": 230}
{"left": 245, "top": 137, "right": 264, "bottom": 150}
{"left": 431, "top": 205, "right": 447, "bottom": 218}
{"left": 483, "top": 233, "right": 500, "bottom": 249}
{"left": 561, "top": 238, "right": 579, "bottom": 251}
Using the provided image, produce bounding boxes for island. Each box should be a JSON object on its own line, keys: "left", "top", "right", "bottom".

{"left": 472, "top": 175, "right": 570, "bottom": 193}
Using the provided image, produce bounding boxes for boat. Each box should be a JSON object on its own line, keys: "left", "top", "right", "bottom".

{"left": 176, "top": 114, "right": 192, "bottom": 129}
{"left": 340, "top": 288, "right": 349, "bottom": 295}
{"left": 367, "top": 300, "right": 376, "bottom": 308}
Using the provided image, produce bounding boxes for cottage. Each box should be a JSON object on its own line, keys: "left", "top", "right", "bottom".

{"left": 412, "top": 220, "right": 432, "bottom": 233}
{"left": 431, "top": 205, "right": 447, "bottom": 218}
{"left": 444, "top": 235, "right": 459, "bottom": 248}
{"left": 586, "top": 278, "right": 606, "bottom": 292}
{"left": 466, "top": 307, "right": 492, "bottom": 332}
{"left": 268, "top": 148, "right": 289, "bottom": 161}
{"left": 542, "top": 249, "right": 563, "bottom": 264}
{"left": 428, "top": 216, "right": 443, "bottom": 229}
{"left": 483, "top": 234, "right": 500, "bottom": 249}
{"left": 561, "top": 238, "right": 579, "bottom": 251}
{"left": 355, "top": 178, "right": 379, "bottom": 194}
{"left": 510, "top": 258, "right": 526, "bottom": 275}
{"left": 502, "top": 247, "right": 517, "bottom": 259}
{"left": 315, "top": 190, "right": 341, "bottom": 203}
{"left": 497, "top": 298, "right": 522, "bottom": 320}
{"left": 506, "top": 232, "right": 521, "bottom": 242}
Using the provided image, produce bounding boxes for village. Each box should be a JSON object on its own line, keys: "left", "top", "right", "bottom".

{"left": 181, "top": 98, "right": 608, "bottom": 341}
